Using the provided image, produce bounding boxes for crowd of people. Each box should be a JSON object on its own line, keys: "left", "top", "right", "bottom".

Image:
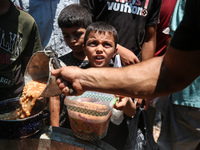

{"left": 1, "top": 0, "right": 200, "bottom": 149}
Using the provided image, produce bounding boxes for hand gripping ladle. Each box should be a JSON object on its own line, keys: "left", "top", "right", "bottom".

{"left": 44, "top": 47, "right": 76, "bottom": 95}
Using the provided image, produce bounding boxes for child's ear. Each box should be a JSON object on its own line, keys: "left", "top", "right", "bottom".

{"left": 113, "top": 47, "right": 118, "bottom": 58}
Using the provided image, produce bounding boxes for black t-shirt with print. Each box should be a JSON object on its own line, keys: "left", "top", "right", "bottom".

{"left": 81, "top": 0, "right": 161, "bottom": 57}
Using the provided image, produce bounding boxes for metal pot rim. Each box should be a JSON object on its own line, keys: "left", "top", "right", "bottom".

{"left": 0, "top": 97, "right": 45, "bottom": 122}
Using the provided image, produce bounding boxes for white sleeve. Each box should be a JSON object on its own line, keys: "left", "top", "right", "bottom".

{"left": 113, "top": 54, "right": 122, "bottom": 68}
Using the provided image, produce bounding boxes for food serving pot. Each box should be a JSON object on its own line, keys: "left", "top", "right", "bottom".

{"left": 0, "top": 98, "right": 50, "bottom": 139}
{"left": 24, "top": 48, "right": 76, "bottom": 97}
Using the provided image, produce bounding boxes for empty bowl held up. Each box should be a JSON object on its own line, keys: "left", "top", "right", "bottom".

{"left": 64, "top": 91, "right": 116, "bottom": 141}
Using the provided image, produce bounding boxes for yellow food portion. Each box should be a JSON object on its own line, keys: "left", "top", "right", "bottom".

{"left": 17, "top": 81, "right": 46, "bottom": 119}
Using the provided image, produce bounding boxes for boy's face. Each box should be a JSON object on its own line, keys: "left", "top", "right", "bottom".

{"left": 61, "top": 27, "right": 86, "bottom": 53}
{"left": 84, "top": 31, "right": 117, "bottom": 67}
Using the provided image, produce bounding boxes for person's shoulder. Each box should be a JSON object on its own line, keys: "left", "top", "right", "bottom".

{"left": 18, "top": 9, "right": 35, "bottom": 22}
{"left": 13, "top": 3, "right": 36, "bottom": 24}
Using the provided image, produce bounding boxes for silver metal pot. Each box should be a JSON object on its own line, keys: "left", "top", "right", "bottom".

{"left": 0, "top": 98, "right": 50, "bottom": 139}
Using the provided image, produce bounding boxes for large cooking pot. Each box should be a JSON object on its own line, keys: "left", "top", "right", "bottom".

{"left": 0, "top": 98, "right": 50, "bottom": 139}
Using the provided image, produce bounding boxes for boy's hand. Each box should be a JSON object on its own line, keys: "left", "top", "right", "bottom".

{"left": 114, "top": 95, "right": 136, "bottom": 118}
{"left": 116, "top": 44, "right": 140, "bottom": 66}
{"left": 114, "top": 95, "right": 129, "bottom": 110}
{"left": 120, "top": 51, "right": 140, "bottom": 66}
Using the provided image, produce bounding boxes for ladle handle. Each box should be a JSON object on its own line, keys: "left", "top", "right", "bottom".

{"left": 52, "top": 57, "right": 77, "bottom": 95}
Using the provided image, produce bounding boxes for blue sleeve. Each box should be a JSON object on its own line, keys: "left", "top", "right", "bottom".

{"left": 170, "top": 0, "right": 200, "bottom": 50}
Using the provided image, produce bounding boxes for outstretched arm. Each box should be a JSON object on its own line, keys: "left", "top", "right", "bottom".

{"left": 51, "top": 45, "right": 200, "bottom": 99}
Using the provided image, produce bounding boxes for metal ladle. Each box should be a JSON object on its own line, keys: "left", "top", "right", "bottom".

{"left": 24, "top": 47, "right": 76, "bottom": 97}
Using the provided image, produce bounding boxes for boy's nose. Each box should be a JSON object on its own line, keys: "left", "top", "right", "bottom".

{"left": 70, "top": 35, "right": 76, "bottom": 42}
{"left": 96, "top": 44, "right": 104, "bottom": 53}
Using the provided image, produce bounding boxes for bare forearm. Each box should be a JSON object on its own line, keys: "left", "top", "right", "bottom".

{"left": 141, "top": 25, "right": 156, "bottom": 61}
{"left": 116, "top": 44, "right": 140, "bottom": 65}
{"left": 49, "top": 96, "right": 60, "bottom": 127}
{"left": 52, "top": 46, "right": 200, "bottom": 99}
{"left": 79, "top": 50, "right": 199, "bottom": 98}
{"left": 79, "top": 57, "right": 162, "bottom": 98}
{"left": 141, "top": 40, "right": 156, "bottom": 61}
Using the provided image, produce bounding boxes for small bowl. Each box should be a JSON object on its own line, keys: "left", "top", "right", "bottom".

{"left": 64, "top": 91, "right": 115, "bottom": 141}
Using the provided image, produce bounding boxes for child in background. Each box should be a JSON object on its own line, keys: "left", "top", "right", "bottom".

{"left": 83, "top": 21, "right": 137, "bottom": 150}
{"left": 49, "top": 4, "right": 92, "bottom": 127}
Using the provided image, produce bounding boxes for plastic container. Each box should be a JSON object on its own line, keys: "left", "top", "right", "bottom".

{"left": 64, "top": 91, "right": 115, "bottom": 141}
